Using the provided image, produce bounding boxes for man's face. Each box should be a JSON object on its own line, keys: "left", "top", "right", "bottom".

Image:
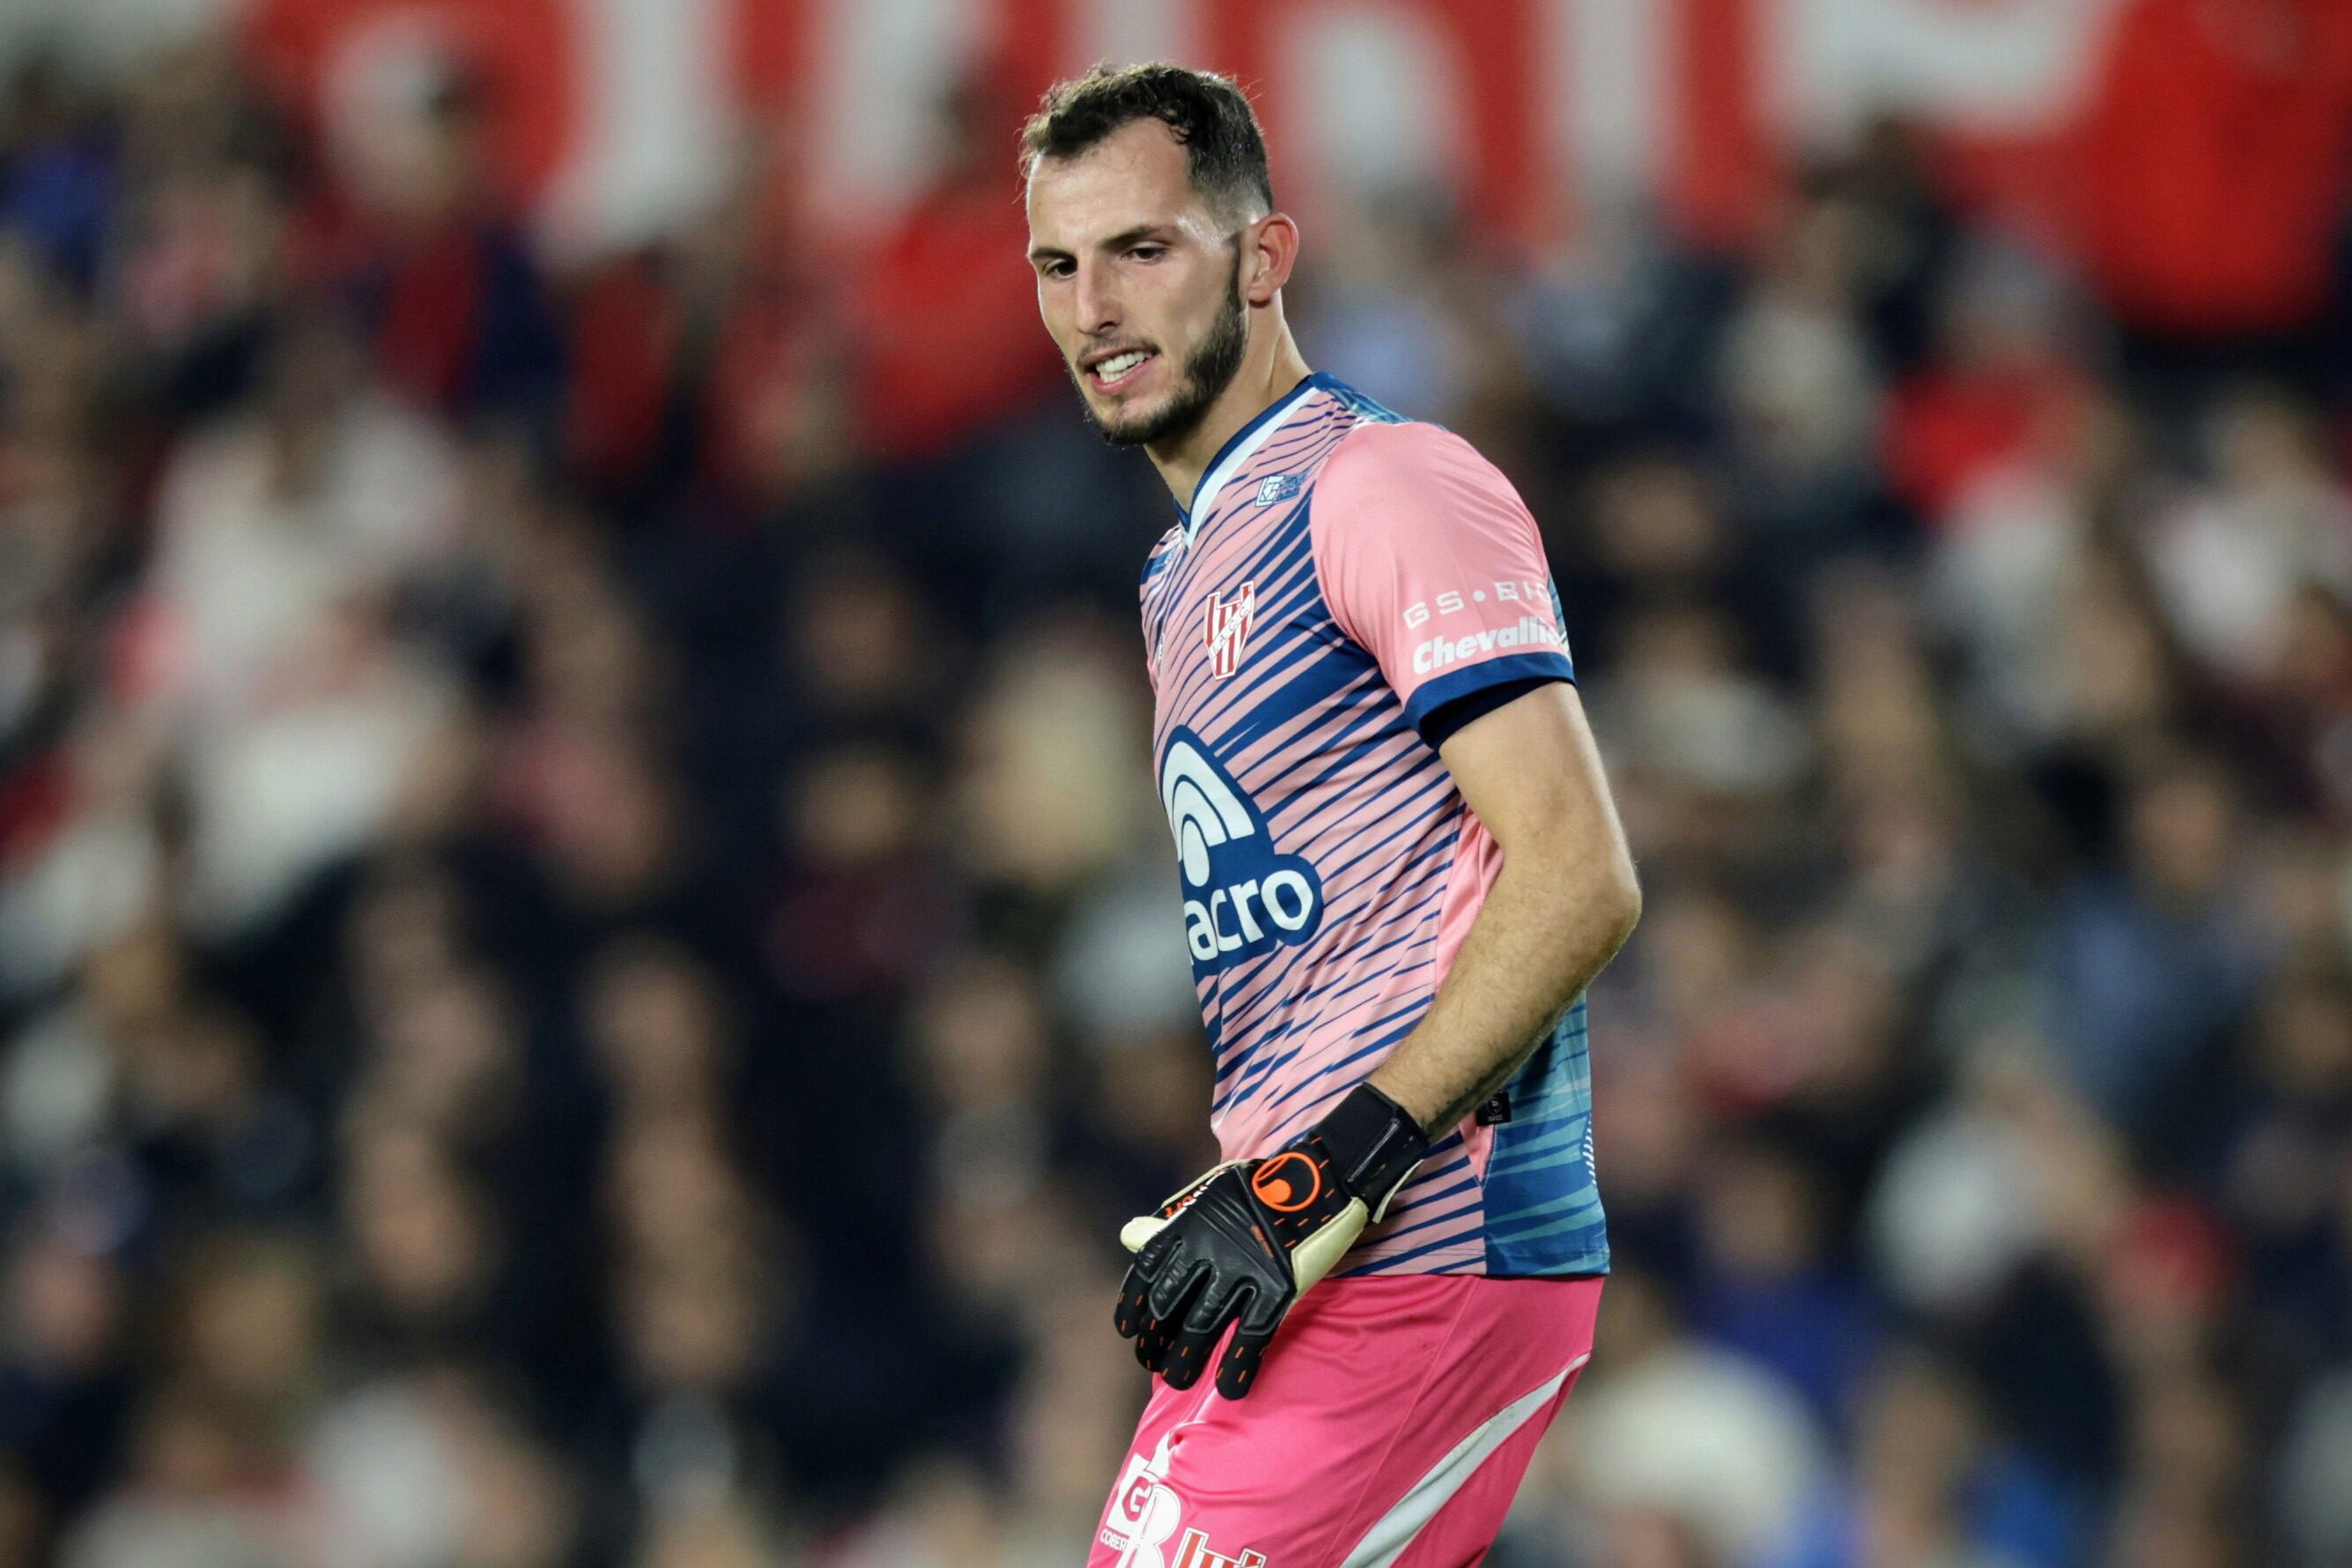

{"left": 1025, "top": 119, "right": 1252, "bottom": 447}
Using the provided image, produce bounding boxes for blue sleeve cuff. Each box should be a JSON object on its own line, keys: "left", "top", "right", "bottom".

{"left": 1402, "top": 650, "right": 1577, "bottom": 743}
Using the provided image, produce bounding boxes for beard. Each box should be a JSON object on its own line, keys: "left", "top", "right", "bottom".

{"left": 1078, "top": 257, "right": 1249, "bottom": 449}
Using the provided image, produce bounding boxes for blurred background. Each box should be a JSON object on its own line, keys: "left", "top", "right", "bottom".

{"left": 0, "top": 1, "right": 2350, "bottom": 1564}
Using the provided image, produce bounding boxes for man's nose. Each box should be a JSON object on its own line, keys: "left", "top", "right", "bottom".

{"left": 1074, "top": 258, "right": 1120, "bottom": 337}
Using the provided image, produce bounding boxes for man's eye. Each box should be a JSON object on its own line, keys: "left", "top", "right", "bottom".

{"left": 1130, "top": 246, "right": 1165, "bottom": 262}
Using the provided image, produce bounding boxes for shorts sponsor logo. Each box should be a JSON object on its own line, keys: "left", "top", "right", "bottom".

{"left": 1409, "top": 614, "right": 1564, "bottom": 676}
{"left": 1101, "top": 1437, "right": 1185, "bottom": 1566}
{"left": 1159, "top": 729, "right": 1323, "bottom": 974}
{"left": 1172, "top": 1528, "right": 1268, "bottom": 1568}
{"left": 1205, "top": 581, "right": 1257, "bottom": 679}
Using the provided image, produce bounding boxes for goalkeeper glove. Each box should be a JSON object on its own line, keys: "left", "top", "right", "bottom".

{"left": 1114, "top": 1082, "right": 1429, "bottom": 1398}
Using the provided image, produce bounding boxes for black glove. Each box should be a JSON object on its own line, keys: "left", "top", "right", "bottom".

{"left": 1113, "top": 1083, "right": 1428, "bottom": 1398}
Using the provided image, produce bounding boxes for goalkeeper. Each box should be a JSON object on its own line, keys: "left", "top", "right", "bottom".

{"left": 1022, "top": 63, "right": 1641, "bottom": 1567}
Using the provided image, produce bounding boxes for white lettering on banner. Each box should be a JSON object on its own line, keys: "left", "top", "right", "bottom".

{"left": 240, "top": 0, "right": 2114, "bottom": 253}
{"left": 790, "top": 0, "right": 2104, "bottom": 239}
{"left": 1563, "top": 0, "right": 1667, "bottom": 197}
{"left": 553, "top": 0, "right": 730, "bottom": 248}
{"left": 1409, "top": 615, "right": 1564, "bottom": 676}
{"left": 1784, "top": 0, "right": 2119, "bottom": 134}
{"left": 1291, "top": 8, "right": 1453, "bottom": 196}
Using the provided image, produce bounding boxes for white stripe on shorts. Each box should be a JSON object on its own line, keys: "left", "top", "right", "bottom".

{"left": 1338, "top": 1353, "right": 1590, "bottom": 1568}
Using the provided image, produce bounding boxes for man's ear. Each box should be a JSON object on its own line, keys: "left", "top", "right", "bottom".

{"left": 1244, "top": 213, "right": 1299, "bottom": 306}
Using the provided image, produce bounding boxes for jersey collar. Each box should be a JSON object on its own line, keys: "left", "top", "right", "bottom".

{"left": 1176, "top": 372, "right": 1334, "bottom": 540}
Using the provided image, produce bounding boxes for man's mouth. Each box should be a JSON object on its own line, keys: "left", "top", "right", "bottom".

{"left": 1085, "top": 349, "right": 1158, "bottom": 393}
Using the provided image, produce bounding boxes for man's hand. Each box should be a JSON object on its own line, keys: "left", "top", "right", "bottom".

{"left": 1113, "top": 1084, "right": 1427, "bottom": 1398}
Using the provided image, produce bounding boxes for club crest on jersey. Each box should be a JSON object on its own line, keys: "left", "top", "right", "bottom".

{"left": 1204, "top": 581, "right": 1256, "bottom": 680}
{"left": 1161, "top": 728, "right": 1323, "bottom": 972}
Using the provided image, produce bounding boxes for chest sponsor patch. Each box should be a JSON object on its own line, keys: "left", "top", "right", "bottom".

{"left": 1160, "top": 727, "right": 1323, "bottom": 973}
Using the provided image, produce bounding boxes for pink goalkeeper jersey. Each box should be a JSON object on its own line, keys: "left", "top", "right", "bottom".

{"left": 1141, "top": 372, "right": 1608, "bottom": 1278}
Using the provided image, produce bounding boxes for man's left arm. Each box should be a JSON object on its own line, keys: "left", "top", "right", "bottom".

{"left": 1367, "top": 678, "right": 1641, "bottom": 1135}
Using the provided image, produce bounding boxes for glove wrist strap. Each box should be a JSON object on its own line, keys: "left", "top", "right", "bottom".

{"left": 1316, "top": 1084, "right": 1430, "bottom": 1216}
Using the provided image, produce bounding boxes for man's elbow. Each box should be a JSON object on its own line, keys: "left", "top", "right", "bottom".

{"left": 1505, "top": 813, "right": 1641, "bottom": 953}
{"left": 1529, "top": 828, "right": 1641, "bottom": 953}
{"left": 1593, "top": 851, "right": 1642, "bottom": 954}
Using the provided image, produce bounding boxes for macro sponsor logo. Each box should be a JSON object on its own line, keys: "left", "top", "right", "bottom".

{"left": 1409, "top": 614, "right": 1564, "bottom": 676}
{"left": 1161, "top": 729, "right": 1323, "bottom": 973}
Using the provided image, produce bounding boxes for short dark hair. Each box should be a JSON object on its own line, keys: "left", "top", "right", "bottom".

{"left": 1019, "top": 63, "right": 1274, "bottom": 226}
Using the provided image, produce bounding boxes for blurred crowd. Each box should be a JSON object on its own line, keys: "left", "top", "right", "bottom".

{"left": 4, "top": 11, "right": 2352, "bottom": 1568}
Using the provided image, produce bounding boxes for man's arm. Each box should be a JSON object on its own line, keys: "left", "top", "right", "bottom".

{"left": 1367, "top": 679, "right": 1639, "bottom": 1135}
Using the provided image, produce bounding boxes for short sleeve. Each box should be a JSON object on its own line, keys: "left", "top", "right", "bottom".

{"left": 1310, "top": 421, "right": 1574, "bottom": 743}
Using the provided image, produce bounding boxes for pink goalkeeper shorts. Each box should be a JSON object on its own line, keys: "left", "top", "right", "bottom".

{"left": 1090, "top": 1273, "right": 1603, "bottom": 1568}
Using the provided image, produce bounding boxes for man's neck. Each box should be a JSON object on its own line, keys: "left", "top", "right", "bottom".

{"left": 1149, "top": 332, "right": 1314, "bottom": 514}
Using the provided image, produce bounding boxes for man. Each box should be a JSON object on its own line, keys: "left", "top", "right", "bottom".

{"left": 1023, "top": 63, "right": 1641, "bottom": 1566}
